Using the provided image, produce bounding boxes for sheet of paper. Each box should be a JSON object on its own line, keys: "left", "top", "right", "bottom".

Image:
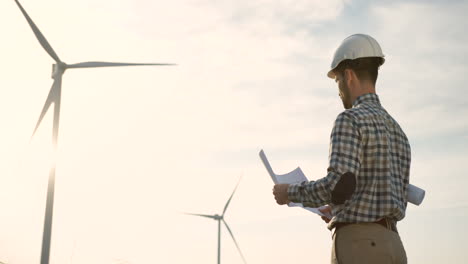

{"left": 259, "top": 149, "right": 327, "bottom": 217}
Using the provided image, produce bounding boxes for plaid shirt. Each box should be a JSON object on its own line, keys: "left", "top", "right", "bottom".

{"left": 288, "top": 93, "right": 411, "bottom": 230}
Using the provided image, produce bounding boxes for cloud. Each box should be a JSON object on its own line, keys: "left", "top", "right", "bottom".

{"left": 363, "top": 1, "right": 468, "bottom": 142}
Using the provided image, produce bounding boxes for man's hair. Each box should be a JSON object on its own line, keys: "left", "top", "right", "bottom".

{"left": 334, "top": 57, "right": 384, "bottom": 85}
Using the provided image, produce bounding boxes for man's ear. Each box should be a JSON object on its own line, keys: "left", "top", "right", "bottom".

{"left": 344, "top": 69, "right": 357, "bottom": 86}
{"left": 344, "top": 69, "right": 352, "bottom": 84}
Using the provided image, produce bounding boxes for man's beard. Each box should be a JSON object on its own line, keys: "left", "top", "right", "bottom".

{"left": 339, "top": 82, "right": 353, "bottom": 109}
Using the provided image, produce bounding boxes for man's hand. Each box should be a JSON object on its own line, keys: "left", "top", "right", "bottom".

{"left": 273, "top": 184, "right": 290, "bottom": 205}
{"left": 319, "top": 205, "right": 333, "bottom": 223}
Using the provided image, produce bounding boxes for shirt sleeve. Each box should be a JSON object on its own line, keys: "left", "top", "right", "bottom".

{"left": 287, "top": 112, "right": 362, "bottom": 208}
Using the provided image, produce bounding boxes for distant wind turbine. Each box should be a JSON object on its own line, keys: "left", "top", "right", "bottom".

{"left": 185, "top": 178, "right": 247, "bottom": 264}
{"left": 13, "top": 1, "right": 176, "bottom": 264}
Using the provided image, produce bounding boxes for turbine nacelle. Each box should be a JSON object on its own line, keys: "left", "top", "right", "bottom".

{"left": 213, "top": 214, "right": 222, "bottom": 220}
{"left": 51, "top": 62, "right": 67, "bottom": 79}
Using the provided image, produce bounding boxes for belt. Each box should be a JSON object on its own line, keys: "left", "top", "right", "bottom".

{"left": 334, "top": 218, "right": 398, "bottom": 234}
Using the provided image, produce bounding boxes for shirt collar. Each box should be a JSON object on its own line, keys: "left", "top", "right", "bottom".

{"left": 352, "top": 93, "right": 380, "bottom": 107}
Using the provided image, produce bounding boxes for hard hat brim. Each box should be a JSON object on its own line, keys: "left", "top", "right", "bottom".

{"left": 327, "top": 56, "right": 385, "bottom": 79}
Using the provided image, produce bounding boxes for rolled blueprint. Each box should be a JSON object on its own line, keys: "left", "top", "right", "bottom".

{"left": 407, "top": 183, "right": 425, "bottom": 206}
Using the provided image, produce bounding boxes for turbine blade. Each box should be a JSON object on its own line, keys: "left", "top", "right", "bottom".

{"left": 14, "top": 0, "right": 61, "bottom": 63}
{"left": 223, "top": 220, "right": 247, "bottom": 264}
{"left": 183, "top": 212, "right": 217, "bottom": 220}
{"left": 67, "top": 62, "right": 177, "bottom": 69}
{"left": 222, "top": 177, "right": 242, "bottom": 216}
{"left": 31, "top": 79, "right": 59, "bottom": 138}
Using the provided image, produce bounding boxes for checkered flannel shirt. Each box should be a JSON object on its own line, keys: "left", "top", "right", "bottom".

{"left": 288, "top": 93, "right": 411, "bottom": 230}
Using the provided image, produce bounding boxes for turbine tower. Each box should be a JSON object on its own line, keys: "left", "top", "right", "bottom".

{"left": 185, "top": 178, "right": 247, "bottom": 264}
{"left": 13, "top": 1, "right": 176, "bottom": 264}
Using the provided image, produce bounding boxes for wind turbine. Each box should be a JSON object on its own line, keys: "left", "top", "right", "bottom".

{"left": 13, "top": 1, "right": 176, "bottom": 264}
{"left": 185, "top": 178, "right": 247, "bottom": 264}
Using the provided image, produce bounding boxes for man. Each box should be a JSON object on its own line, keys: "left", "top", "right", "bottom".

{"left": 272, "top": 34, "right": 410, "bottom": 264}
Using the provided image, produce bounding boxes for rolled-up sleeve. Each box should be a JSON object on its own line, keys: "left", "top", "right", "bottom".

{"left": 287, "top": 112, "right": 362, "bottom": 207}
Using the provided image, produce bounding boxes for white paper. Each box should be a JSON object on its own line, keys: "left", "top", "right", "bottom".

{"left": 260, "top": 149, "right": 328, "bottom": 217}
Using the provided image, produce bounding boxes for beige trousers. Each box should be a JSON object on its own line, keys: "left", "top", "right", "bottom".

{"left": 331, "top": 223, "right": 407, "bottom": 264}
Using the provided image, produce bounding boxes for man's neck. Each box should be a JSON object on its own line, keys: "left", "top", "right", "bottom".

{"left": 351, "top": 82, "right": 376, "bottom": 104}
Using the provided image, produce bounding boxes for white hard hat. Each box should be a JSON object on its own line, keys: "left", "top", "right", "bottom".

{"left": 327, "top": 34, "right": 385, "bottom": 79}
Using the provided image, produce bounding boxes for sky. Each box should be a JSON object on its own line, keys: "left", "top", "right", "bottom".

{"left": 0, "top": 0, "right": 467, "bottom": 263}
